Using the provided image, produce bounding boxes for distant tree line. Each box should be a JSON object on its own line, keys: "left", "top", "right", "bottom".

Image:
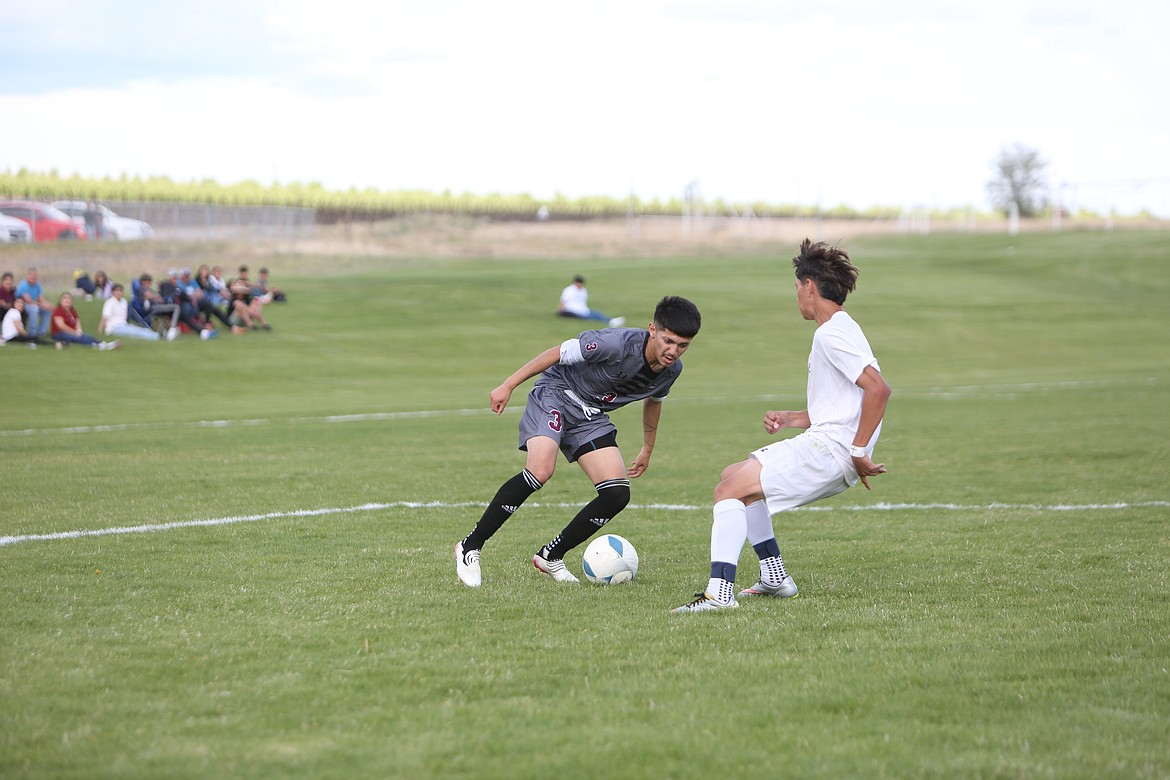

{"left": 0, "top": 169, "right": 908, "bottom": 223}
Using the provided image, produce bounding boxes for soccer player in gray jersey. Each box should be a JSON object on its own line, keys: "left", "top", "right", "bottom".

{"left": 455, "top": 296, "right": 702, "bottom": 587}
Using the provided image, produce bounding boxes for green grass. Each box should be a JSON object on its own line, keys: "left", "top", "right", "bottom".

{"left": 2, "top": 231, "right": 1169, "bottom": 779}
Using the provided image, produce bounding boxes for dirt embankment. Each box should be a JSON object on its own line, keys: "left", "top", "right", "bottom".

{"left": 5, "top": 213, "right": 1159, "bottom": 291}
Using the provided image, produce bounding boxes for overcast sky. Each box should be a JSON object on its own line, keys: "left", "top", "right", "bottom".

{"left": 2, "top": 0, "right": 1167, "bottom": 215}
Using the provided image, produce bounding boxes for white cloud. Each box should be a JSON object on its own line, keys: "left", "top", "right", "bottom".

{"left": 1, "top": 0, "right": 1167, "bottom": 214}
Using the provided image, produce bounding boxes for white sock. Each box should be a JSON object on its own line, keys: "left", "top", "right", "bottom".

{"left": 711, "top": 498, "right": 747, "bottom": 565}
{"left": 706, "top": 577, "right": 735, "bottom": 604}
{"left": 744, "top": 500, "right": 773, "bottom": 545}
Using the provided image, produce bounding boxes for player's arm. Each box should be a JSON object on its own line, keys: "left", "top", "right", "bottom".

{"left": 850, "top": 364, "right": 891, "bottom": 489}
{"left": 489, "top": 346, "right": 561, "bottom": 415}
{"left": 627, "top": 397, "right": 663, "bottom": 479}
{"left": 764, "top": 409, "right": 810, "bottom": 434}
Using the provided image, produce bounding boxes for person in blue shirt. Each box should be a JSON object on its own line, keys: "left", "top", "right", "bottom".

{"left": 14, "top": 267, "right": 53, "bottom": 338}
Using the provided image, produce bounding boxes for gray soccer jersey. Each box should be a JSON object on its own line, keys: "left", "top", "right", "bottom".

{"left": 538, "top": 327, "right": 683, "bottom": 411}
{"left": 516, "top": 328, "right": 684, "bottom": 461}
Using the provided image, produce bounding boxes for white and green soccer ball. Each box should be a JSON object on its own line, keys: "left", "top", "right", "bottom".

{"left": 582, "top": 534, "right": 639, "bottom": 585}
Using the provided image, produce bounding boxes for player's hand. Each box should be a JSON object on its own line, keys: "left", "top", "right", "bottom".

{"left": 852, "top": 455, "right": 887, "bottom": 490}
{"left": 489, "top": 385, "right": 513, "bottom": 415}
{"left": 764, "top": 410, "right": 791, "bottom": 434}
{"left": 627, "top": 451, "right": 651, "bottom": 479}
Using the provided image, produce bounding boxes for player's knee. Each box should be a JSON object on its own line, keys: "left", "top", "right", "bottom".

{"left": 713, "top": 481, "right": 738, "bottom": 504}
{"left": 596, "top": 480, "right": 631, "bottom": 515}
{"left": 526, "top": 465, "right": 554, "bottom": 485}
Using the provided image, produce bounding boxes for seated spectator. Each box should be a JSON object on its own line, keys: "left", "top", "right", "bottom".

{"left": 92, "top": 270, "right": 114, "bottom": 300}
{"left": 1, "top": 297, "right": 52, "bottom": 348}
{"left": 74, "top": 268, "right": 96, "bottom": 299}
{"left": 1, "top": 271, "right": 16, "bottom": 316}
{"left": 178, "top": 267, "right": 234, "bottom": 333}
{"left": 160, "top": 269, "right": 217, "bottom": 340}
{"left": 557, "top": 274, "right": 624, "bottom": 327}
{"left": 196, "top": 264, "right": 246, "bottom": 334}
{"left": 51, "top": 292, "right": 120, "bottom": 350}
{"left": 208, "top": 265, "right": 230, "bottom": 306}
{"left": 196, "top": 265, "right": 224, "bottom": 307}
{"left": 256, "top": 267, "right": 286, "bottom": 302}
{"left": 15, "top": 267, "right": 54, "bottom": 338}
{"left": 99, "top": 283, "right": 171, "bottom": 341}
{"left": 229, "top": 266, "right": 271, "bottom": 331}
{"left": 131, "top": 273, "right": 180, "bottom": 339}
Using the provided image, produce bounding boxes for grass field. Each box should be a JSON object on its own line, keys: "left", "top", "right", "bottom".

{"left": 2, "top": 230, "right": 1169, "bottom": 778}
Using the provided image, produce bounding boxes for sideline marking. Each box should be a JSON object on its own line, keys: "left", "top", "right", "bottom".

{"left": 3, "top": 500, "right": 1167, "bottom": 548}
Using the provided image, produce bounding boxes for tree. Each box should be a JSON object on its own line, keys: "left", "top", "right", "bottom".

{"left": 986, "top": 144, "right": 1049, "bottom": 218}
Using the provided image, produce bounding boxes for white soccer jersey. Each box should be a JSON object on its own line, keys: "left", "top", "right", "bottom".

{"left": 806, "top": 310, "right": 882, "bottom": 451}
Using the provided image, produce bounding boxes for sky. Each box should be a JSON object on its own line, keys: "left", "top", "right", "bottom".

{"left": 2, "top": 0, "right": 1168, "bottom": 216}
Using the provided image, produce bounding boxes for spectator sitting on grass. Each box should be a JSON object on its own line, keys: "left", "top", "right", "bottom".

{"left": 229, "top": 266, "right": 271, "bottom": 331}
{"left": 178, "top": 267, "right": 236, "bottom": 334}
{"left": 99, "top": 283, "right": 170, "bottom": 342}
{"left": 1, "top": 271, "right": 17, "bottom": 316}
{"left": 1, "top": 297, "right": 52, "bottom": 348}
{"left": 92, "top": 270, "right": 114, "bottom": 300}
{"left": 131, "top": 273, "right": 180, "bottom": 339}
{"left": 160, "top": 269, "right": 217, "bottom": 340}
{"left": 255, "top": 267, "right": 286, "bottom": 302}
{"left": 51, "top": 292, "right": 120, "bottom": 350}
{"left": 15, "top": 267, "right": 53, "bottom": 339}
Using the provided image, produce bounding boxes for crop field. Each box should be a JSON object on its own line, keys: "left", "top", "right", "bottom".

{"left": 2, "top": 229, "right": 1168, "bottom": 778}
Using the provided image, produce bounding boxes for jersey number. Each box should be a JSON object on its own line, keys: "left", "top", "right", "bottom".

{"left": 547, "top": 409, "right": 563, "bottom": 432}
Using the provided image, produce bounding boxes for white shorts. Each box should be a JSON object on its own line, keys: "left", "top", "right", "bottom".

{"left": 751, "top": 433, "right": 854, "bottom": 515}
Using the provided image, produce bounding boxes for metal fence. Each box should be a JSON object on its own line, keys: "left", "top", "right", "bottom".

{"left": 90, "top": 201, "right": 317, "bottom": 242}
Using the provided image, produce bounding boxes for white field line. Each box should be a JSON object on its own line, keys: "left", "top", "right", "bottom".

{"left": 0, "top": 408, "right": 495, "bottom": 438}
{"left": 2, "top": 500, "right": 1167, "bottom": 548}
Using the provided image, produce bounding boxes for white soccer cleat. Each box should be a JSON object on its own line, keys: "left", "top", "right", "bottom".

{"left": 738, "top": 575, "right": 798, "bottom": 599}
{"left": 671, "top": 592, "right": 738, "bottom": 613}
{"left": 533, "top": 550, "right": 580, "bottom": 583}
{"left": 454, "top": 542, "right": 482, "bottom": 587}
{"left": 166, "top": 327, "right": 180, "bottom": 342}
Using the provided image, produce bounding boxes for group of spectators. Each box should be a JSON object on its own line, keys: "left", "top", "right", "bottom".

{"left": 1, "top": 264, "right": 284, "bottom": 349}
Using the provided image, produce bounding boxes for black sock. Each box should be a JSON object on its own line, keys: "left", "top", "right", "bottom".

{"left": 543, "top": 478, "right": 630, "bottom": 560}
{"left": 462, "top": 469, "right": 542, "bottom": 551}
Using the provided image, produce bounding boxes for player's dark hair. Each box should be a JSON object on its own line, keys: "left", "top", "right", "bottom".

{"left": 791, "top": 238, "right": 858, "bottom": 305}
{"left": 653, "top": 296, "right": 701, "bottom": 338}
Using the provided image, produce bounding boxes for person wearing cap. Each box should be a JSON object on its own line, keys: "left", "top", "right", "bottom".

{"left": 556, "top": 275, "right": 624, "bottom": 328}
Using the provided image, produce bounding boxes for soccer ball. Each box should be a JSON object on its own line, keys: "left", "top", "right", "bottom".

{"left": 582, "top": 534, "right": 639, "bottom": 585}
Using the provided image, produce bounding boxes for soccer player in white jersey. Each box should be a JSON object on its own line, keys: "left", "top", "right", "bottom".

{"left": 455, "top": 296, "right": 702, "bottom": 587}
{"left": 673, "top": 239, "right": 891, "bottom": 613}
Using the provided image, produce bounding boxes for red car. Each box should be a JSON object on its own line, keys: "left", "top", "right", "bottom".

{"left": 0, "top": 200, "right": 88, "bottom": 242}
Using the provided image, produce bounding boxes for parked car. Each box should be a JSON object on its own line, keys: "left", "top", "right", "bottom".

{"left": 0, "top": 213, "right": 33, "bottom": 244}
{"left": 52, "top": 200, "right": 153, "bottom": 241}
{"left": 0, "top": 200, "right": 87, "bottom": 242}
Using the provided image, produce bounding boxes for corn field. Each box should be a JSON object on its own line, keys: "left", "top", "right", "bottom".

{"left": 1, "top": 169, "right": 904, "bottom": 223}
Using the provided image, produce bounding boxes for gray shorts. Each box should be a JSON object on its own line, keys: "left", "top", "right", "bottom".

{"left": 518, "top": 384, "right": 618, "bottom": 463}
